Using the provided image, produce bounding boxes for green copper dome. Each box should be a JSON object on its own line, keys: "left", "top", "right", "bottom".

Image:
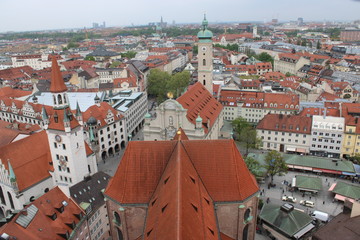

{"left": 197, "top": 14, "right": 213, "bottom": 39}
{"left": 196, "top": 115, "right": 202, "bottom": 122}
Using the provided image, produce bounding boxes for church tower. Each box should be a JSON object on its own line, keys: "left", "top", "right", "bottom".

{"left": 46, "top": 57, "right": 96, "bottom": 188}
{"left": 197, "top": 14, "right": 213, "bottom": 94}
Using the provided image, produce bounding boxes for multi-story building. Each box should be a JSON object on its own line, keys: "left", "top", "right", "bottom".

{"left": 143, "top": 82, "right": 224, "bottom": 140}
{"left": 340, "top": 30, "right": 360, "bottom": 42}
{"left": 104, "top": 132, "right": 259, "bottom": 240}
{"left": 83, "top": 100, "right": 126, "bottom": 161}
{"left": 11, "top": 54, "right": 52, "bottom": 70}
{"left": 341, "top": 103, "right": 360, "bottom": 158}
{"left": 0, "top": 187, "right": 90, "bottom": 240}
{"left": 257, "top": 114, "right": 312, "bottom": 154}
{"left": 96, "top": 68, "right": 127, "bottom": 84}
{"left": 310, "top": 115, "right": 345, "bottom": 158}
{"left": 274, "top": 53, "right": 310, "bottom": 76}
{"left": 219, "top": 90, "right": 299, "bottom": 122}
{"left": 70, "top": 171, "right": 111, "bottom": 240}
{"left": 0, "top": 58, "right": 97, "bottom": 217}
{"left": 111, "top": 90, "right": 148, "bottom": 140}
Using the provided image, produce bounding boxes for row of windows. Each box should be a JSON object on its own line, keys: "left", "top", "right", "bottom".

{"left": 312, "top": 138, "right": 341, "bottom": 144}
{"left": 262, "top": 131, "right": 307, "bottom": 138}
{"left": 60, "top": 175, "right": 72, "bottom": 183}
{"left": 313, "top": 132, "right": 342, "bottom": 137}
{"left": 263, "top": 136, "right": 306, "bottom": 144}
{"left": 311, "top": 144, "right": 340, "bottom": 150}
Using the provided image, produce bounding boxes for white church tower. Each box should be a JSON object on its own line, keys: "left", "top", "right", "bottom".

{"left": 44, "top": 57, "right": 97, "bottom": 188}
{"left": 197, "top": 14, "right": 214, "bottom": 94}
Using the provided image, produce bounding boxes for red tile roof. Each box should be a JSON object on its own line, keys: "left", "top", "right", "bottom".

{"left": 144, "top": 142, "right": 219, "bottom": 240}
{"left": 0, "top": 87, "right": 32, "bottom": 98}
{"left": 257, "top": 114, "right": 312, "bottom": 134}
{"left": 177, "top": 82, "right": 223, "bottom": 133}
{"left": 105, "top": 139, "right": 259, "bottom": 204}
{"left": 0, "top": 187, "right": 85, "bottom": 240}
{"left": 47, "top": 109, "right": 80, "bottom": 131}
{"left": 0, "top": 128, "right": 19, "bottom": 147}
{"left": 82, "top": 102, "right": 123, "bottom": 128}
{"left": 0, "top": 131, "right": 53, "bottom": 191}
{"left": 49, "top": 57, "right": 67, "bottom": 93}
{"left": 299, "top": 107, "right": 340, "bottom": 117}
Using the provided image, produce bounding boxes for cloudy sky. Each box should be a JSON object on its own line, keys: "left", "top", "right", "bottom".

{"left": 1, "top": 0, "right": 359, "bottom": 32}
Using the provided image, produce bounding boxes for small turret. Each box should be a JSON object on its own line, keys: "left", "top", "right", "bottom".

{"left": 42, "top": 106, "right": 49, "bottom": 128}
{"left": 63, "top": 110, "right": 71, "bottom": 132}
{"left": 75, "top": 101, "right": 83, "bottom": 125}
{"left": 32, "top": 95, "right": 38, "bottom": 104}
{"left": 196, "top": 114, "right": 203, "bottom": 129}
{"left": 8, "top": 160, "right": 18, "bottom": 194}
{"left": 144, "top": 112, "right": 151, "bottom": 125}
{"left": 94, "top": 94, "right": 100, "bottom": 106}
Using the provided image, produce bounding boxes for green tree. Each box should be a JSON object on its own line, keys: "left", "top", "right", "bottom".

{"left": 121, "top": 51, "right": 137, "bottom": 59}
{"left": 265, "top": 150, "right": 288, "bottom": 183}
{"left": 147, "top": 69, "right": 171, "bottom": 103}
{"left": 67, "top": 42, "right": 79, "bottom": 49}
{"left": 193, "top": 45, "right": 198, "bottom": 55}
{"left": 232, "top": 117, "right": 250, "bottom": 135}
{"left": 84, "top": 56, "right": 95, "bottom": 61}
{"left": 239, "top": 127, "right": 262, "bottom": 156}
{"left": 255, "top": 52, "right": 274, "bottom": 66}
{"left": 245, "top": 156, "right": 262, "bottom": 177}
{"left": 285, "top": 72, "right": 292, "bottom": 77}
{"left": 301, "top": 39, "right": 307, "bottom": 46}
{"left": 349, "top": 153, "right": 360, "bottom": 164}
{"left": 110, "top": 61, "right": 121, "bottom": 68}
{"left": 166, "top": 71, "right": 190, "bottom": 98}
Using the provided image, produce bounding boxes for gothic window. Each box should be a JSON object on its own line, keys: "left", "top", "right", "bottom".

{"left": 7, "top": 192, "right": 14, "bottom": 209}
{"left": 203, "top": 59, "right": 206, "bottom": 66}
{"left": 58, "top": 94, "right": 62, "bottom": 104}
{"left": 114, "top": 211, "right": 121, "bottom": 225}
{"left": 244, "top": 208, "right": 251, "bottom": 221}
{"left": 242, "top": 224, "right": 249, "bottom": 240}
{"left": 53, "top": 95, "right": 56, "bottom": 105}
{"left": 0, "top": 187, "right": 5, "bottom": 205}
{"left": 203, "top": 80, "right": 206, "bottom": 86}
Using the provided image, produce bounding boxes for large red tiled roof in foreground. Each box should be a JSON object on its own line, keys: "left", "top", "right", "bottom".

{"left": 0, "top": 87, "right": 32, "bottom": 98}
{"left": 49, "top": 57, "right": 67, "bottom": 93}
{"left": 144, "top": 142, "right": 219, "bottom": 240}
{"left": 105, "top": 139, "right": 259, "bottom": 204}
{"left": 0, "top": 131, "right": 53, "bottom": 191}
{"left": 177, "top": 82, "right": 223, "bottom": 133}
{"left": 0, "top": 187, "right": 85, "bottom": 240}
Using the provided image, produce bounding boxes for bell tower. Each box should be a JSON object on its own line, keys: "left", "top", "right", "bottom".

{"left": 197, "top": 14, "right": 213, "bottom": 94}
{"left": 46, "top": 57, "right": 96, "bottom": 188}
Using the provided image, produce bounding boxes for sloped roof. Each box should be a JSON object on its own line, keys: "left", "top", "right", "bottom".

{"left": 332, "top": 181, "right": 360, "bottom": 200}
{"left": 143, "top": 142, "right": 219, "bottom": 240}
{"left": 49, "top": 57, "right": 67, "bottom": 93}
{"left": 295, "top": 175, "right": 322, "bottom": 191}
{"left": 82, "top": 102, "right": 122, "bottom": 128}
{"left": 259, "top": 203, "right": 313, "bottom": 237}
{"left": 0, "top": 131, "right": 53, "bottom": 191}
{"left": 105, "top": 139, "right": 259, "bottom": 204}
{"left": 0, "top": 187, "right": 85, "bottom": 240}
{"left": 177, "top": 82, "right": 223, "bottom": 133}
{"left": 47, "top": 109, "right": 80, "bottom": 131}
{"left": 0, "top": 87, "right": 32, "bottom": 98}
{"left": 257, "top": 114, "right": 312, "bottom": 134}
{"left": 0, "top": 128, "right": 20, "bottom": 147}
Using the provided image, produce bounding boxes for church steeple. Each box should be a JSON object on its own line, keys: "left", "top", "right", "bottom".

{"left": 50, "top": 57, "right": 69, "bottom": 110}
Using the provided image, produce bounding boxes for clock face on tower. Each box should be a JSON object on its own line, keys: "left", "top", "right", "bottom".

{"left": 202, "top": 46, "right": 207, "bottom": 51}
{"left": 55, "top": 135, "right": 62, "bottom": 142}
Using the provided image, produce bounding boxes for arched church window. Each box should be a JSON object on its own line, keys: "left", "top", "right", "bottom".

{"left": 58, "top": 94, "right": 62, "bottom": 104}
{"left": 203, "top": 59, "right": 206, "bottom": 66}
{"left": 203, "top": 80, "right": 206, "bottom": 86}
{"left": 53, "top": 95, "right": 56, "bottom": 105}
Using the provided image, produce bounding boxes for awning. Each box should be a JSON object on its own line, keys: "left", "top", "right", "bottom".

{"left": 334, "top": 194, "right": 355, "bottom": 203}
{"left": 292, "top": 166, "right": 312, "bottom": 171}
{"left": 313, "top": 169, "right": 322, "bottom": 173}
{"left": 321, "top": 169, "right": 342, "bottom": 174}
{"left": 328, "top": 183, "right": 337, "bottom": 191}
{"left": 296, "top": 148, "right": 307, "bottom": 153}
{"left": 342, "top": 172, "right": 357, "bottom": 176}
{"left": 286, "top": 147, "right": 296, "bottom": 152}
{"left": 292, "top": 177, "right": 296, "bottom": 187}
{"left": 293, "top": 223, "right": 315, "bottom": 239}
{"left": 298, "top": 188, "right": 318, "bottom": 193}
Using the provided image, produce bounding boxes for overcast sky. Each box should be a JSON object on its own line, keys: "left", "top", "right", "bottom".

{"left": 1, "top": 0, "right": 359, "bottom": 32}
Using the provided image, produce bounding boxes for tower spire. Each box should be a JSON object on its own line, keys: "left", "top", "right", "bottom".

{"left": 8, "top": 160, "right": 16, "bottom": 183}
{"left": 50, "top": 56, "right": 67, "bottom": 93}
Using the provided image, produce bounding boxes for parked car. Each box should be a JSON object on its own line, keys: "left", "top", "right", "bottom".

{"left": 300, "top": 200, "right": 315, "bottom": 208}
{"left": 281, "top": 195, "right": 297, "bottom": 203}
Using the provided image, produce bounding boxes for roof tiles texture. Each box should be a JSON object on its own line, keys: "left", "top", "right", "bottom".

{"left": 49, "top": 57, "right": 67, "bottom": 93}
{"left": 177, "top": 82, "right": 223, "bottom": 133}
{"left": 0, "top": 131, "right": 53, "bottom": 191}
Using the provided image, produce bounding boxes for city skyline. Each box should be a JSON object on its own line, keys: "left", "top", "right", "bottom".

{"left": 0, "top": 0, "right": 359, "bottom": 32}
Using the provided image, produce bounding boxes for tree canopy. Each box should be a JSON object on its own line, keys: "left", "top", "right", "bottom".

{"left": 265, "top": 150, "right": 288, "bottom": 183}
{"left": 255, "top": 52, "right": 274, "bottom": 67}
{"left": 245, "top": 156, "right": 262, "bottom": 177}
{"left": 147, "top": 69, "right": 190, "bottom": 103}
{"left": 232, "top": 117, "right": 261, "bottom": 155}
{"left": 121, "top": 51, "right": 137, "bottom": 59}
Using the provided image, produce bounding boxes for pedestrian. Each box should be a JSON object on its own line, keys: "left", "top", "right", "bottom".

{"left": 326, "top": 178, "right": 327, "bottom": 182}
{"left": 309, "top": 196, "right": 311, "bottom": 200}
{"left": 266, "top": 198, "right": 270, "bottom": 204}
{"left": 328, "top": 182, "right": 330, "bottom": 187}
{"left": 282, "top": 189, "right": 284, "bottom": 193}
{"left": 262, "top": 189, "right": 265, "bottom": 193}
{"left": 323, "top": 201, "right": 325, "bottom": 205}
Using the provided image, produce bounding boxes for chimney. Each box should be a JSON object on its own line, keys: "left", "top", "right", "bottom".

{"left": 21, "top": 209, "right": 28, "bottom": 216}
